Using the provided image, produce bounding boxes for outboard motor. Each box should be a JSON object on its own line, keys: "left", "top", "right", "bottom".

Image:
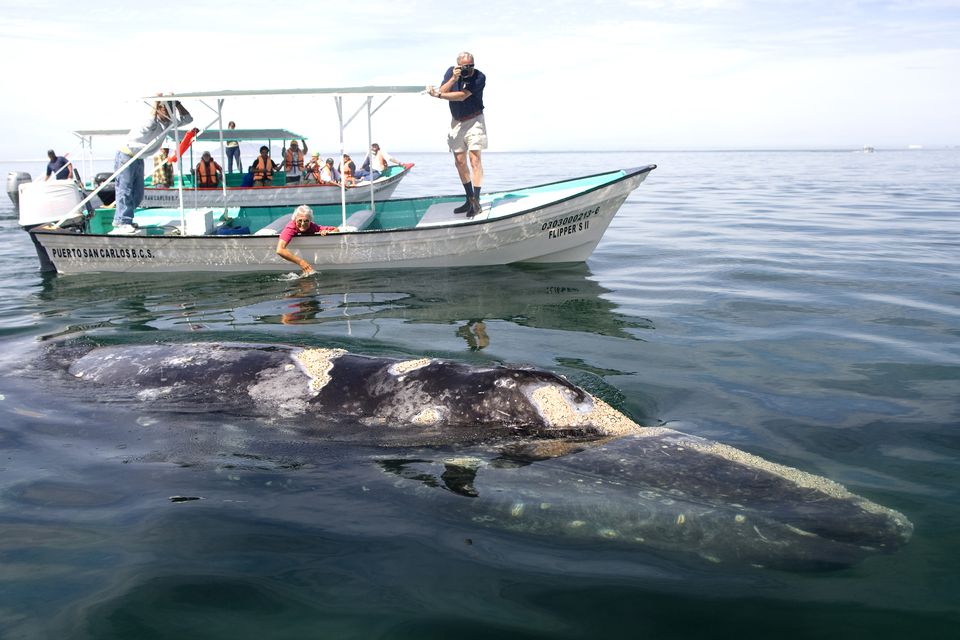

{"left": 94, "top": 172, "right": 116, "bottom": 205}
{"left": 6, "top": 171, "right": 31, "bottom": 209}
{"left": 18, "top": 180, "right": 84, "bottom": 229}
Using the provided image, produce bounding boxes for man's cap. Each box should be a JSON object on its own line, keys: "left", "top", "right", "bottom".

{"left": 312, "top": 152, "right": 320, "bottom": 157}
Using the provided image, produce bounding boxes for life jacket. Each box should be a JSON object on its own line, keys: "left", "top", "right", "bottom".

{"left": 285, "top": 148, "right": 304, "bottom": 171}
{"left": 196, "top": 159, "right": 220, "bottom": 187}
{"left": 253, "top": 156, "right": 274, "bottom": 182}
{"left": 305, "top": 160, "right": 322, "bottom": 183}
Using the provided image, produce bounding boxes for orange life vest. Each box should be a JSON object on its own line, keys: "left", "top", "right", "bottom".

{"left": 305, "top": 160, "right": 322, "bottom": 183}
{"left": 196, "top": 159, "right": 221, "bottom": 187}
{"left": 285, "top": 148, "right": 304, "bottom": 171}
{"left": 253, "top": 156, "right": 274, "bottom": 182}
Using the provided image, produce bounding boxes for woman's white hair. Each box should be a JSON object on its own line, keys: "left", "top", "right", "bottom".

{"left": 292, "top": 205, "right": 314, "bottom": 221}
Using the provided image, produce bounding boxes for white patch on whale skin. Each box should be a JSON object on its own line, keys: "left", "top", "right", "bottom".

{"left": 247, "top": 365, "right": 312, "bottom": 418}
{"left": 525, "top": 383, "right": 662, "bottom": 438}
{"left": 411, "top": 407, "right": 446, "bottom": 426}
{"left": 292, "top": 348, "right": 347, "bottom": 393}
{"left": 389, "top": 358, "right": 432, "bottom": 376}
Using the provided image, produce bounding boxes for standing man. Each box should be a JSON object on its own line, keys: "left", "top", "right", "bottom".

{"left": 112, "top": 98, "right": 192, "bottom": 234}
{"left": 45, "top": 150, "right": 73, "bottom": 181}
{"left": 282, "top": 139, "right": 308, "bottom": 183}
{"left": 428, "top": 51, "right": 487, "bottom": 217}
{"left": 225, "top": 121, "right": 242, "bottom": 173}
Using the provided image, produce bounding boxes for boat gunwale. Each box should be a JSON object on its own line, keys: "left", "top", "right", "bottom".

{"left": 30, "top": 164, "right": 656, "bottom": 239}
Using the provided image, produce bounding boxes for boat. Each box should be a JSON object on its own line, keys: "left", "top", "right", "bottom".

{"left": 28, "top": 164, "right": 656, "bottom": 274}
{"left": 21, "top": 86, "right": 656, "bottom": 274}
{"left": 64, "top": 127, "right": 413, "bottom": 211}
{"left": 17, "top": 86, "right": 421, "bottom": 229}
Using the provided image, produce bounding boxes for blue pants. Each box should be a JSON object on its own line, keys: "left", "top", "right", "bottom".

{"left": 354, "top": 168, "right": 380, "bottom": 181}
{"left": 226, "top": 146, "right": 242, "bottom": 173}
{"left": 113, "top": 151, "right": 144, "bottom": 226}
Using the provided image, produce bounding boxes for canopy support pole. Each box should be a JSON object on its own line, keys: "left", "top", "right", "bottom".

{"left": 336, "top": 95, "right": 347, "bottom": 229}
{"left": 217, "top": 99, "right": 227, "bottom": 205}
{"left": 366, "top": 96, "right": 375, "bottom": 212}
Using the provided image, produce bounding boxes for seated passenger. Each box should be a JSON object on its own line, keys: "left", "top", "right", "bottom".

{"left": 152, "top": 146, "right": 174, "bottom": 187}
{"left": 320, "top": 157, "right": 340, "bottom": 184}
{"left": 339, "top": 154, "right": 357, "bottom": 187}
{"left": 355, "top": 142, "right": 402, "bottom": 181}
{"left": 275, "top": 204, "right": 338, "bottom": 275}
{"left": 304, "top": 152, "right": 322, "bottom": 184}
{"left": 250, "top": 146, "right": 279, "bottom": 187}
{"left": 195, "top": 151, "right": 223, "bottom": 188}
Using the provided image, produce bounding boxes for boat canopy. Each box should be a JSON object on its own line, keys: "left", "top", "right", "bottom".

{"left": 143, "top": 86, "right": 424, "bottom": 100}
{"left": 74, "top": 129, "right": 127, "bottom": 137}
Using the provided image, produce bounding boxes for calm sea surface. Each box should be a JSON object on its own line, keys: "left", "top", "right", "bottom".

{"left": 0, "top": 150, "right": 957, "bottom": 639}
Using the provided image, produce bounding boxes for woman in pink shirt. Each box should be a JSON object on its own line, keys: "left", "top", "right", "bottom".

{"left": 275, "top": 205, "right": 337, "bottom": 275}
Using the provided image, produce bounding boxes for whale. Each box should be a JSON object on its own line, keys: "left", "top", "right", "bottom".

{"left": 60, "top": 342, "right": 912, "bottom": 570}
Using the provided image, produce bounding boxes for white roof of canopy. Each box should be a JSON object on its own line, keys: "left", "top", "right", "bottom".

{"left": 74, "top": 128, "right": 306, "bottom": 141}
{"left": 142, "top": 86, "right": 425, "bottom": 100}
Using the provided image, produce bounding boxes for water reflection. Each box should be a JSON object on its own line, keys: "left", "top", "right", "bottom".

{"left": 456, "top": 320, "right": 490, "bottom": 351}
{"left": 34, "top": 264, "right": 654, "bottom": 343}
{"left": 253, "top": 264, "right": 653, "bottom": 341}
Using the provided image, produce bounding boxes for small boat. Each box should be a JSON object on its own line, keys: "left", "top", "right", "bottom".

{"left": 64, "top": 127, "right": 413, "bottom": 211}
{"left": 27, "top": 165, "right": 656, "bottom": 274}
{"left": 18, "top": 86, "right": 423, "bottom": 228}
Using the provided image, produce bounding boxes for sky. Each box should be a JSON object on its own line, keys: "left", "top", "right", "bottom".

{"left": 1, "top": 0, "right": 958, "bottom": 160}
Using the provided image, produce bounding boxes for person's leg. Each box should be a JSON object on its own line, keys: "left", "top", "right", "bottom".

{"left": 131, "top": 159, "right": 144, "bottom": 212}
{"left": 453, "top": 151, "right": 473, "bottom": 213}
{"left": 468, "top": 150, "right": 483, "bottom": 191}
{"left": 113, "top": 152, "right": 134, "bottom": 226}
{"left": 453, "top": 150, "right": 471, "bottom": 184}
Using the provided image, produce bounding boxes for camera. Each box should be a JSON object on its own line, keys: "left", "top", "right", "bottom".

{"left": 458, "top": 64, "right": 475, "bottom": 78}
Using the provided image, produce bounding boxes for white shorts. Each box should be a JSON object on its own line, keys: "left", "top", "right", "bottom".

{"left": 447, "top": 114, "right": 488, "bottom": 153}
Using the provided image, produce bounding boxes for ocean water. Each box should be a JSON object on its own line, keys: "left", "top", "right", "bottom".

{"left": 0, "top": 150, "right": 958, "bottom": 639}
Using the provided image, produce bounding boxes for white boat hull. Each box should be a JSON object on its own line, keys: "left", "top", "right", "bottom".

{"left": 31, "top": 167, "right": 654, "bottom": 275}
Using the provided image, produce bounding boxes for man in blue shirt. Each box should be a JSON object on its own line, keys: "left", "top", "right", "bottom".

{"left": 45, "top": 150, "right": 72, "bottom": 181}
{"left": 429, "top": 51, "right": 487, "bottom": 217}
